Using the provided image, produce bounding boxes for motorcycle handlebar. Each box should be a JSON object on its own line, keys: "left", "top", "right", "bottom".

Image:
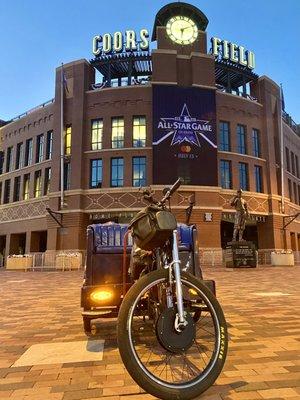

{"left": 160, "top": 178, "right": 182, "bottom": 205}
{"left": 140, "top": 178, "right": 182, "bottom": 206}
{"left": 169, "top": 178, "right": 182, "bottom": 196}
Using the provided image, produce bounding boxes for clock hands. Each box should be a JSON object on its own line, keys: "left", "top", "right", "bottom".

{"left": 180, "top": 24, "right": 193, "bottom": 38}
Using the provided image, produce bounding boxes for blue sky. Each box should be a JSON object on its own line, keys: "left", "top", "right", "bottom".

{"left": 0, "top": 0, "right": 299, "bottom": 122}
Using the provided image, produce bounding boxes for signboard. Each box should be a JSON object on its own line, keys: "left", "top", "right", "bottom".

{"left": 211, "top": 37, "right": 255, "bottom": 70}
{"left": 153, "top": 85, "right": 217, "bottom": 186}
{"left": 93, "top": 29, "right": 149, "bottom": 56}
{"left": 225, "top": 242, "right": 257, "bottom": 268}
{"left": 91, "top": 30, "right": 256, "bottom": 71}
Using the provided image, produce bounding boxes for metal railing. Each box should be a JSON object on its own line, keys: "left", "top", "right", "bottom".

{"left": 199, "top": 249, "right": 224, "bottom": 267}
{"left": 293, "top": 251, "right": 300, "bottom": 265}
{"left": 91, "top": 76, "right": 151, "bottom": 90}
{"left": 31, "top": 250, "right": 86, "bottom": 271}
{"left": 199, "top": 249, "right": 300, "bottom": 267}
{"left": 216, "top": 85, "right": 258, "bottom": 102}
{"left": 4, "top": 250, "right": 86, "bottom": 271}
{"left": 3, "top": 248, "right": 299, "bottom": 271}
{"left": 257, "top": 250, "right": 272, "bottom": 266}
{"left": 282, "top": 110, "right": 300, "bottom": 136}
{"left": 8, "top": 99, "right": 54, "bottom": 123}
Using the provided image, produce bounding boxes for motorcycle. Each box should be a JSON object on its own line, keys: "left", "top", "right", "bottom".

{"left": 117, "top": 178, "right": 228, "bottom": 400}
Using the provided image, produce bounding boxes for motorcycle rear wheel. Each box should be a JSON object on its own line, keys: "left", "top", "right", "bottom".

{"left": 117, "top": 269, "right": 228, "bottom": 400}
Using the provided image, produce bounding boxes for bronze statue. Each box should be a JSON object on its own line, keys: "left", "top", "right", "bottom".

{"left": 230, "top": 189, "right": 249, "bottom": 242}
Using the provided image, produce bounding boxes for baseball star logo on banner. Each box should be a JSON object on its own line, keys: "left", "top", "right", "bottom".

{"left": 153, "top": 103, "right": 217, "bottom": 149}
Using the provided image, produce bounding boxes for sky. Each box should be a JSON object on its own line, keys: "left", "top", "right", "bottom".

{"left": 0, "top": 0, "right": 299, "bottom": 122}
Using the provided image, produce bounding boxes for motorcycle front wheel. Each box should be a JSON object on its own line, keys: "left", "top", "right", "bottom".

{"left": 117, "top": 269, "right": 228, "bottom": 400}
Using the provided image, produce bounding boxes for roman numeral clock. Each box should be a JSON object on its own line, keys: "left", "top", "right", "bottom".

{"left": 166, "top": 16, "right": 198, "bottom": 45}
{"left": 151, "top": 1, "right": 209, "bottom": 52}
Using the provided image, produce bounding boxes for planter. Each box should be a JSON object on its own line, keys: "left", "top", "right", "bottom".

{"left": 55, "top": 253, "right": 82, "bottom": 270}
{"left": 271, "top": 253, "right": 294, "bottom": 266}
{"left": 6, "top": 256, "right": 33, "bottom": 271}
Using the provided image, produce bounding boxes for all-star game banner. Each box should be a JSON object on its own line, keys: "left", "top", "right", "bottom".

{"left": 152, "top": 85, "right": 217, "bottom": 185}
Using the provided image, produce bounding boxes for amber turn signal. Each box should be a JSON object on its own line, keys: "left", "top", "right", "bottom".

{"left": 90, "top": 289, "right": 113, "bottom": 302}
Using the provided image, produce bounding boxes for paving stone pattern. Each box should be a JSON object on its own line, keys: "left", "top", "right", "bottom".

{"left": 0, "top": 266, "right": 299, "bottom": 400}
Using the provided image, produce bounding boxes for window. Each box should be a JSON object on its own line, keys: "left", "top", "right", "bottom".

{"left": 293, "top": 182, "right": 297, "bottom": 204}
{"left": 133, "top": 157, "right": 146, "bottom": 187}
{"left": 285, "top": 147, "right": 290, "bottom": 172}
{"left": 290, "top": 232, "right": 297, "bottom": 251}
{"left": 133, "top": 116, "right": 146, "bottom": 147}
{"left": 6, "top": 146, "right": 13, "bottom": 172}
{"left": 288, "top": 179, "right": 292, "bottom": 200}
{"left": 0, "top": 182, "right": 2, "bottom": 204}
{"left": 16, "top": 143, "right": 24, "bottom": 169}
{"left": 91, "top": 119, "right": 103, "bottom": 150}
{"left": 291, "top": 152, "right": 295, "bottom": 175}
{"left": 220, "top": 160, "right": 232, "bottom": 189}
{"left": 23, "top": 174, "right": 30, "bottom": 200}
{"left": 36, "top": 134, "right": 44, "bottom": 163}
{"left": 178, "top": 164, "right": 191, "bottom": 185}
{"left": 239, "top": 162, "right": 249, "bottom": 191}
{"left": 111, "top": 158, "right": 124, "bottom": 187}
{"left": 25, "top": 138, "right": 33, "bottom": 166}
{"left": 3, "top": 179, "right": 10, "bottom": 204}
{"left": 252, "top": 129, "right": 261, "bottom": 158}
{"left": 13, "top": 176, "right": 21, "bottom": 202}
{"left": 219, "top": 121, "right": 230, "bottom": 151}
{"left": 44, "top": 167, "right": 51, "bottom": 195}
{"left": 296, "top": 155, "right": 299, "bottom": 178}
{"left": 64, "top": 163, "right": 71, "bottom": 190}
{"left": 65, "top": 125, "right": 72, "bottom": 155}
{"left": 90, "top": 159, "right": 103, "bottom": 188}
{"left": 254, "top": 165, "right": 263, "bottom": 193}
{"left": 237, "top": 124, "right": 247, "bottom": 154}
{"left": 0, "top": 151, "right": 4, "bottom": 175}
{"left": 34, "top": 170, "right": 42, "bottom": 198}
{"left": 112, "top": 117, "right": 124, "bottom": 148}
{"left": 46, "top": 131, "right": 53, "bottom": 160}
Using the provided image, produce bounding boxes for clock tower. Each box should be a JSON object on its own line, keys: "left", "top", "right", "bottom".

{"left": 151, "top": 3, "right": 218, "bottom": 187}
{"left": 151, "top": 2, "right": 215, "bottom": 87}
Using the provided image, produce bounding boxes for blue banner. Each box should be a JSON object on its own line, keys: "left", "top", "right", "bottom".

{"left": 153, "top": 85, "right": 217, "bottom": 186}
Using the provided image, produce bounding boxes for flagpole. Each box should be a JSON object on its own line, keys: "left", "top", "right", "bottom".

{"left": 60, "top": 63, "right": 65, "bottom": 210}
{"left": 280, "top": 84, "right": 285, "bottom": 214}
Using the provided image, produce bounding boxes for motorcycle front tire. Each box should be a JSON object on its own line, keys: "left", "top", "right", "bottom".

{"left": 117, "top": 268, "right": 228, "bottom": 400}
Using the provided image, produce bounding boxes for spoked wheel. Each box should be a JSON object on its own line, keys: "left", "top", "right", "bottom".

{"left": 117, "top": 269, "right": 228, "bottom": 400}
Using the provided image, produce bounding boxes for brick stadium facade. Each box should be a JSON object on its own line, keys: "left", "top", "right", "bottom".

{"left": 0, "top": 2, "right": 299, "bottom": 264}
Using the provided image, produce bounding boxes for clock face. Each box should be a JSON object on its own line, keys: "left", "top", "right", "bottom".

{"left": 166, "top": 16, "right": 198, "bottom": 45}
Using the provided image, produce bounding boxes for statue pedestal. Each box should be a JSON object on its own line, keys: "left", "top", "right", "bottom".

{"left": 225, "top": 241, "right": 257, "bottom": 268}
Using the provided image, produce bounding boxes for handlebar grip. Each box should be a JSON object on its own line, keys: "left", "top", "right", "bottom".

{"left": 169, "top": 178, "right": 182, "bottom": 196}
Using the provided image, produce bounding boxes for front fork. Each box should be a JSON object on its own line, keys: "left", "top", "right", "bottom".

{"left": 171, "top": 230, "right": 188, "bottom": 331}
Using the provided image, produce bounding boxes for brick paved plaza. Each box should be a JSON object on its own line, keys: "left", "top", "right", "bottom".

{"left": 0, "top": 266, "right": 299, "bottom": 400}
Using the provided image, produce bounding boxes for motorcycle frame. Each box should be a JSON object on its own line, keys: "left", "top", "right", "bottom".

{"left": 169, "top": 229, "right": 188, "bottom": 331}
